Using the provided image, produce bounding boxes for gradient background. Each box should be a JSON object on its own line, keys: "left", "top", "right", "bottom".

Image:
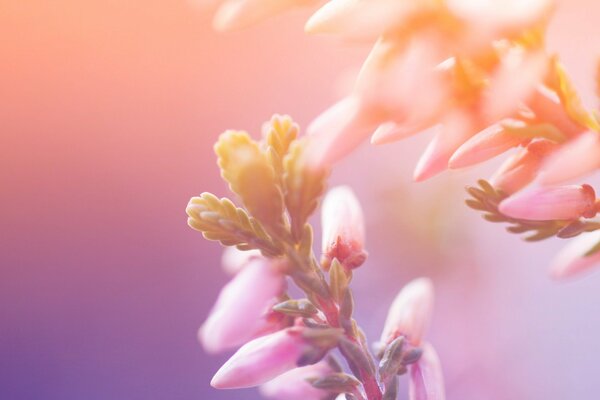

{"left": 2, "top": 1, "right": 600, "bottom": 399}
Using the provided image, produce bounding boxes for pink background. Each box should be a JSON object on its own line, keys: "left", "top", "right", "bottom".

{"left": 2, "top": 1, "right": 599, "bottom": 399}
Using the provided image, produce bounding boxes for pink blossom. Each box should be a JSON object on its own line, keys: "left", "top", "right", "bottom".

{"left": 490, "top": 139, "right": 556, "bottom": 194}
{"left": 498, "top": 184, "right": 597, "bottom": 221}
{"left": 381, "top": 278, "right": 434, "bottom": 346}
{"left": 321, "top": 186, "right": 367, "bottom": 270}
{"left": 527, "top": 88, "right": 585, "bottom": 138}
{"left": 259, "top": 360, "right": 334, "bottom": 400}
{"left": 540, "top": 131, "right": 600, "bottom": 185}
{"left": 550, "top": 230, "right": 600, "bottom": 280}
{"left": 449, "top": 123, "right": 525, "bottom": 169}
{"left": 200, "top": 258, "right": 286, "bottom": 353}
{"left": 221, "top": 247, "right": 262, "bottom": 275}
{"left": 211, "top": 328, "right": 315, "bottom": 389}
{"left": 409, "top": 342, "right": 445, "bottom": 400}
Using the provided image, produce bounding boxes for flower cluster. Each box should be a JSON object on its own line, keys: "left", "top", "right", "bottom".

{"left": 187, "top": 115, "right": 444, "bottom": 400}
{"left": 203, "top": 0, "right": 600, "bottom": 280}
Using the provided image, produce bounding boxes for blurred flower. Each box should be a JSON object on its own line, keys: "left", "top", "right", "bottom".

{"left": 540, "top": 131, "right": 600, "bottom": 185}
{"left": 381, "top": 278, "right": 434, "bottom": 346}
{"left": 200, "top": 257, "right": 287, "bottom": 353}
{"left": 211, "top": 327, "right": 332, "bottom": 389}
{"left": 408, "top": 342, "right": 445, "bottom": 400}
{"left": 259, "top": 360, "right": 334, "bottom": 400}
{"left": 221, "top": 246, "right": 262, "bottom": 275}
{"left": 321, "top": 186, "right": 367, "bottom": 270}
{"left": 550, "top": 230, "right": 600, "bottom": 280}
{"left": 498, "top": 184, "right": 597, "bottom": 221}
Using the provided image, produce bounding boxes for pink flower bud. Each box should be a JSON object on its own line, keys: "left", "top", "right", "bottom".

{"left": 540, "top": 131, "right": 600, "bottom": 185}
{"left": 527, "top": 88, "right": 585, "bottom": 138}
{"left": 498, "top": 184, "right": 597, "bottom": 221}
{"left": 449, "top": 123, "right": 524, "bottom": 169}
{"left": 490, "top": 139, "right": 555, "bottom": 194}
{"left": 259, "top": 360, "right": 334, "bottom": 400}
{"left": 371, "top": 120, "right": 433, "bottom": 146}
{"left": 321, "top": 186, "right": 367, "bottom": 270}
{"left": 550, "top": 230, "right": 600, "bottom": 280}
{"left": 381, "top": 278, "right": 434, "bottom": 346}
{"left": 200, "top": 258, "right": 286, "bottom": 353}
{"left": 221, "top": 247, "right": 262, "bottom": 275}
{"left": 409, "top": 342, "right": 445, "bottom": 400}
{"left": 211, "top": 328, "right": 316, "bottom": 389}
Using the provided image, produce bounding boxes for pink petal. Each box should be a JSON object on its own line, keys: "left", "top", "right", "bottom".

{"left": 540, "top": 131, "right": 600, "bottom": 185}
{"left": 498, "top": 184, "right": 597, "bottom": 221}
{"left": 381, "top": 278, "right": 434, "bottom": 346}
{"left": 259, "top": 361, "right": 334, "bottom": 400}
{"left": 221, "top": 247, "right": 262, "bottom": 275}
{"left": 370, "top": 121, "right": 434, "bottom": 145}
{"left": 550, "top": 230, "right": 600, "bottom": 280}
{"left": 409, "top": 342, "right": 445, "bottom": 400}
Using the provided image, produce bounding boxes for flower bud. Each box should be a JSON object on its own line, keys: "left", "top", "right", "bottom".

{"left": 381, "top": 278, "right": 434, "bottom": 346}
{"left": 498, "top": 184, "right": 597, "bottom": 221}
{"left": 259, "top": 361, "right": 335, "bottom": 400}
{"left": 409, "top": 342, "right": 445, "bottom": 400}
{"left": 321, "top": 186, "right": 367, "bottom": 270}
{"left": 541, "top": 131, "right": 600, "bottom": 185}
{"left": 211, "top": 327, "right": 330, "bottom": 389}
{"left": 200, "top": 258, "right": 286, "bottom": 353}
{"left": 550, "top": 230, "right": 600, "bottom": 280}
{"left": 221, "top": 246, "right": 262, "bottom": 275}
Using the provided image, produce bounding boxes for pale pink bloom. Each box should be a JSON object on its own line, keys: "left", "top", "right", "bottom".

{"left": 409, "top": 342, "right": 445, "bottom": 400}
{"left": 381, "top": 278, "right": 434, "bottom": 346}
{"left": 371, "top": 121, "right": 434, "bottom": 146}
{"left": 413, "top": 111, "right": 478, "bottom": 181}
{"left": 259, "top": 361, "right": 334, "bottom": 400}
{"left": 527, "top": 87, "right": 585, "bottom": 138}
{"left": 490, "top": 139, "right": 555, "bottom": 194}
{"left": 449, "top": 123, "right": 525, "bottom": 169}
{"left": 321, "top": 186, "right": 367, "bottom": 270}
{"left": 200, "top": 258, "right": 286, "bottom": 353}
{"left": 211, "top": 328, "right": 315, "bottom": 389}
{"left": 550, "top": 230, "right": 600, "bottom": 280}
{"left": 498, "top": 184, "right": 597, "bottom": 221}
{"left": 540, "top": 131, "right": 600, "bottom": 185}
{"left": 212, "top": 0, "right": 318, "bottom": 31}
{"left": 221, "top": 247, "right": 262, "bottom": 275}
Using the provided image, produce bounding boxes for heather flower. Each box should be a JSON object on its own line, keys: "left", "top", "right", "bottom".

{"left": 211, "top": 327, "right": 332, "bottom": 389}
{"left": 408, "top": 342, "right": 445, "bottom": 400}
{"left": 321, "top": 186, "right": 367, "bottom": 270}
{"left": 381, "top": 278, "right": 434, "bottom": 346}
{"left": 259, "top": 360, "right": 335, "bottom": 400}
{"left": 550, "top": 230, "right": 600, "bottom": 280}
{"left": 200, "top": 257, "right": 287, "bottom": 353}
{"left": 498, "top": 184, "right": 597, "bottom": 221}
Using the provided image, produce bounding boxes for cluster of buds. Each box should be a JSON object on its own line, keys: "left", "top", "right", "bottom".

{"left": 187, "top": 116, "right": 445, "bottom": 399}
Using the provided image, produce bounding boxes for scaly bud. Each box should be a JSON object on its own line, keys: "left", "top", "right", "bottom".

{"left": 200, "top": 258, "right": 286, "bottom": 353}
{"left": 408, "top": 343, "right": 445, "bottom": 400}
{"left": 211, "top": 327, "right": 336, "bottom": 389}
{"left": 540, "top": 132, "right": 600, "bottom": 185}
{"left": 498, "top": 184, "right": 597, "bottom": 221}
{"left": 221, "top": 246, "right": 262, "bottom": 275}
{"left": 321, "top": 186, "right": 367, "bottom": 270}
{"left": 549, "top": 230, "right": 600, "bottom": 280}
{"left": 381, "top": 278, "right": 434, "bottom": 346}
{"left": 259, "top": 361, "right": 335, "bottom": 400}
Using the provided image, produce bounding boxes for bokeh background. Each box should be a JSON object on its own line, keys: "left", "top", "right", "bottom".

{"left": 2, "top": 1, "right": 600, "bottom": 399}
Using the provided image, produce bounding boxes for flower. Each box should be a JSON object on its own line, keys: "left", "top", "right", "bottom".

{"left": 540, "top": 131, "right": 600, "bottom": 185}
{"left": 221, "top": 246, "right": 262, "bottom": 275}
{"left": 409, "top": 342, "right": 445, "bottom": 400}
{"left": 321, "top": 186, "right": 367, "bottom": 270}
{"left": 498, "top": 184, "right": 597, "bottom": 221}
{"left": 381, "top": 278, "right": 434, "bottom": 346}
{"left": 211, "top": 327, "right": 327, "bottom": 389}
{"left": 549, "top": 230, "right": 600, "bottom": 280}
{"left": 200, "top": 257, "right": 287, "bottom": 353}
{"left": 259, "top": 360, "right": 335, "bottom": 400}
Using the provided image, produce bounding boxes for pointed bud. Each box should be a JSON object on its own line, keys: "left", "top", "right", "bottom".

{"left": 540, "top": 132, "right": 600, "bottom": 185}
{"left": 321, "top": 186, "right": 367, "bottom": 270}
{"left": 490, "top": 139, "right": 555, "bottom": 194}
{"left": 498, "top": 184, "right": 597, "bottom": 221}
{"left": 259, "top": 361, "right": 335, "bottom": 400}
{"left": 381, "top": 278, "right": 434, "bottom": 346}
{"left": 449, "top": 123, "right": 525, "bottom": 169}
{"left": 550, "top": 230, "right": 600, "bottom": 280}
{"left": 211, "top": 327, "right": 330, "bottom": 389}
{"left": 200, "top": 258, "right": 286, "bottom": 353}
{"left": 409, "top": 343, "right": 445, "bottom": 400}
{"left": 527, "top": 88, "right": 584, "bottom": 138}
{"left": 371, "top": 121, "right": 432, "bottom": 146}
{"left": 221, "top": 247, "right": 262, "bottom": 275}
